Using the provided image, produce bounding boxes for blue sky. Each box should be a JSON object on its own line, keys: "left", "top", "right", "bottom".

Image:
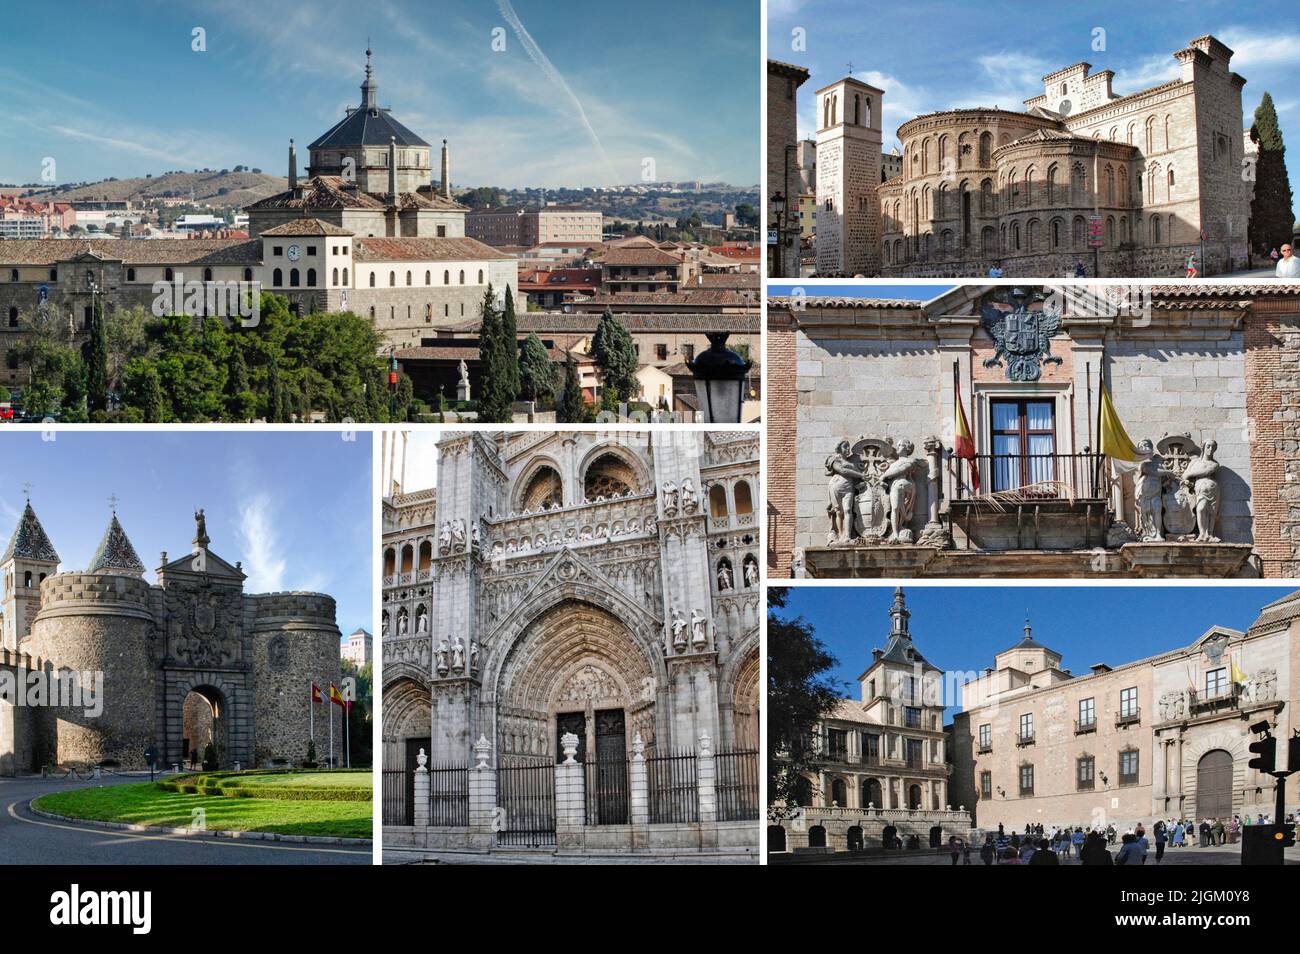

{"left": 0, "top": 432, "right": 372, "bottom": 640}
{"left": 774, "top": 585, "right": 1295, "bottom": 720}
{"left": 0, "top": 0, "right": 758, "bottom": 189}
{"left": 769, "top": 0, "right": 1300, "bottom": 219}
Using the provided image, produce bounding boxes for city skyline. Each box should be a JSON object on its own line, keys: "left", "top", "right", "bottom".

{"left": 0, "top": 0, "right": 759, "bottom": 190}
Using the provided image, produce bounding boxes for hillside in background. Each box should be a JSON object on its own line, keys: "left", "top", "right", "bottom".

{"left": 17, "top": 170, "right": 288, "bottom": 207}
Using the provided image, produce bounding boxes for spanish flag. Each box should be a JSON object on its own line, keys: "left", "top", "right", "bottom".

{"left": 329, "top": 683, "right": 346, "bottom": 708}
{"left": 1098, "top": 380, "right": 1140, "bottom": 462}
{"left": 954, "top": 377, "right": 980, "bottom": 493}
{"left": 310, "top": 682, "right": 322, "bottom": 704}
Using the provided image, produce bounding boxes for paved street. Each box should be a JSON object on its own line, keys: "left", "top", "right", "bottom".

{"left": 775, "top": 843, "right": 1300, "bottom": 865}
{"left": 0, "top": 774, "right": 371, "bottom": 865}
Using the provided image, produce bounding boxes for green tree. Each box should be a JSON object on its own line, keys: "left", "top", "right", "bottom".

{"left": 389, "top": 374, "right": 414, "bottom": 422}
{"left": 1250, "top": 92, "right": 1296, "bottom": 258}
{"left": 591, "top": 308, "right": 638, "bottom": 409}
{"left": 500, "top": 284, "right": 520, "bottom": 400}
{"left": 476, "top": 285, "right": 513, "bottom": 423}
{"left": 120, "top": 358, "right": 165, "bottom": 422}
{"left": 519, "top": 333, "right": 557, "bottom": 402}
{"left": 225, "top": 346, "right": 256, "bottom": 422}
{"left": 266, "top": 354, "right": 286, "bottom": 423}
{"left": 86, "top": 294, "right": 108, "bottom": 414}
{"left": 559, "top": 351, "right": 586, "bottom": 423}
{"left": 767, "top": 587, "right": 844, "bottom": 816}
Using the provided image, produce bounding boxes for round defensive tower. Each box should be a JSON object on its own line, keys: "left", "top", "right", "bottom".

{"left": 249, "top": 592, "right": 342, "bottom": 766}
{"left": 27, "top": 572, "right": 156, "bottom": 769}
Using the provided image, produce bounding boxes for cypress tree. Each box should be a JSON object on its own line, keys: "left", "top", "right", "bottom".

{"left": 477, "top": 285, "right": 512, "bottom": 422}
{"left": 266, "top": 356, "right": 284, "bottom": 423}
{"left": 591, "top": 307, "right": 638, "bottom": 407}
{"left": 501, "top": 284, "right": 520, "bottom": 400}
{"left": 1249, "top": 92, "right": 1296, "bottom": 257}
{"left": 560, "top": 351, "right": 585, "bottom": 423}
{"left": 87, "top": 294, "right": 108, "bottom": 413}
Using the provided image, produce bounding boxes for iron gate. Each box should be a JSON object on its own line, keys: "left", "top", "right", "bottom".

{"left": 382, "top": 769, "right": 410, "bottom": 826}
{"left": 497, "top": 761, "right": 556, "bottom": 847}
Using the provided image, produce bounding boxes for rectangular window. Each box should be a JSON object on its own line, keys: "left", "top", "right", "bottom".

{"left": 826, "top": 728, "right": 848, "bottom": 762}
{"left": 1119, "top": 749, "right": 1139, "bottom": 786}
{"left": 1077, "top": 756, "right": 1095, "bottom": 790}
{"left": 682, "top": 343, "right": 695, "bottom": 361}
{"left": 980, "top": 771, "right": 992, "bottom": 798}
{"left": 1119, "top": 687, "right": 1139, "bottom": 722}
{"left": 904, "top": 707, "right": 922, "bottom": 728}
{"left": 990, "top": 399, "right": 1056, "bottom": 491}
{"left": 905, "top": 738, "right": 923, "bottom": 768}
{"left": 1019, "top": 712, "right": 1034, "bottom": 742}
{"left": 1205, "top": 667, "right": 1229, "bottom": 699}
{"left": 1019, "top": 764, "right": 1034, "bottom": 796}
{"left": 655, "top": 343, "right": 668, "bottom": 361}
{"left": 861, "top": 732, "right": 879, "bottom": 762}
{"left": 1078, "top": 697, "right": 1095, "bottom": 730}
{"left": 978, "top": 724, "right": 991, "bottom": 751}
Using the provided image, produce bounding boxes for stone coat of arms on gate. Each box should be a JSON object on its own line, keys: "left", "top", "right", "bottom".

{"left": 981, "top": 288, "right": 1063, "bottom": 382}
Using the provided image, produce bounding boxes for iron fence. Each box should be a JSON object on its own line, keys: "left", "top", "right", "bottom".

{"left": 382, "top": 768, "right": 410, "bottom": 826}
{"left": 952, "top": 452, "right": 1106, "bottom": 501}
{"left": 648, "top": 749, "right": 699, "bottom": 824}
{"left": 497, "top": 761, "right": 556, "bottom": 847}
{"left": 714, "top": 749, "right": 759, "bottom": 821}
{"left": 428, "top": 762, "right": 469, "bottom": 826}
{"left": 585, "top": 756, "right": 630, "bottom": 825}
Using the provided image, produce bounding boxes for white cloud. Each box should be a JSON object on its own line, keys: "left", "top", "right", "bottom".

{"left": 237, "top": 493, "right": 286, "bottom": 593}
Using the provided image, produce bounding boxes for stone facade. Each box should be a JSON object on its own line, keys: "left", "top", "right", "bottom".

{"left": 0, "top": 505, "right": 340, "bottom": 773}
{"left": 815, "top": 35, "right": 1252, "bottom": 277}
{"left": 381, "top": 430, "right": 761, "bottom": 858}
{"left": 766, "top": 284, "right": 1300, "bottom": 579}
{"left": 950, "top": 592, "right": 1300, "bottom": 834}
{"left": 767, "top": 61, "right": 809, "bottom": 278}
{"left": 814, "top": 77, "right": 883, "bottom": 276}
{"left": 769, "top": 588, "right": 972, "bottom": 854}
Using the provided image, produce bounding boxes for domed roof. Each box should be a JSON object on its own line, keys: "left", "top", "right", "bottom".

{"left": 307, "top": 49, "right": 430, "bottom": 150}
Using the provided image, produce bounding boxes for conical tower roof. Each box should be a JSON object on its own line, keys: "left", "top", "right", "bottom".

{"left": 2, "top": 501, "right": 59, "bottom": 564}
{"left": 88, "top": 513, "right": 144, "bottom": 576}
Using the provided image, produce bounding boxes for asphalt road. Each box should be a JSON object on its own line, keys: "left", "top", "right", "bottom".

{"left": 0, "top": 774, "right": 371, "bottom": 865}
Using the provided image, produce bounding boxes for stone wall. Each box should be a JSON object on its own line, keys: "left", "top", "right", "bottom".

{"left": 27, "top": 573, "right": 156, "bottom": 768}
{"left": 766, "top": 318, "right": 798, "bottom": 576}
{"left": 250, "top": 592, "right": 342, "bottom": 766}
{"left": 1244, "top": 301, "right": 1300, "bottom": 576}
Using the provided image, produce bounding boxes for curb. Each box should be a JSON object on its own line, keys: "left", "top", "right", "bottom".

{"left": 28, "top": 801, "right": 373, "bottom": 848}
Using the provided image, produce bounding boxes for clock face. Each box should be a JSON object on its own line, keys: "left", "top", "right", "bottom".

{"left": 287, "top": 244, "right": 301, "bottom": 262}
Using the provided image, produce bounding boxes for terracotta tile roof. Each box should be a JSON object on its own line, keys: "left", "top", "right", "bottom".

{"left": 517, "top": 312, "right": 759, "bottom": 333}
{"left": 600, "top": 246, "right": 684, "bottom": 266}
{"left": 260, "top": 217, "right": 354, "bottom": 237}
{"left": 518, "top": 268, "right": 601, "bottom": 289}
{"left": 583, "top": 290, "right": 755, "bottom": 307}
{"left": 0, "top": 238, "right": 262, "bottom": 265}
{"left": 353, "top": 236, "right": 511, "bottom": 262}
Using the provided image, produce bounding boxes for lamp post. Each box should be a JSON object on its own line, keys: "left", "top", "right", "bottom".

{"left": 770, "top": 190, "right": 787, "bottom": 278}
{"left": 688, "top": 331, "right": 752, "bottom": 423}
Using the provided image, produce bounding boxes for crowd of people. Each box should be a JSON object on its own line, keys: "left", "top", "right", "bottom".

{"left": 945, "top": 813, "right": 1292, "bottom": 865}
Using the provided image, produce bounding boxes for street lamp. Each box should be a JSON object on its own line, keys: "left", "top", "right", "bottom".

{"left": 689, "top": 331, "right": 752, "bottom": 423}
{"left": 770, "top": 190, "right": 787, "bottom": 277}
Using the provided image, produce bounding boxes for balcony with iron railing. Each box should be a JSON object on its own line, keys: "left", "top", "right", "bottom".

{"left": 1115, "top": 708, "right": 1141, "bottom": 728}
{"left": 1188, "top": 686, "right": 1240, "bottom": 716}
{"left": 1016, "top": 732, "right": 1035, "bottom": 747}
{"left": 948, "top": 452, "right": 1110, "bottom": 551}
{"left": 1074, "top": 718, "right": 1097, "bottom": 735}
{"left": 977, "top": 742, "right": 993, "bottom": 755}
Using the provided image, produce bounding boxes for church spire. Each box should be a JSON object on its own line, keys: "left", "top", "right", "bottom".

{"left": 361, "top": 45, "right": 378, "bottom": 110}
{"left": 2, "top": 499, "right": 59, "bottom": 565}
{"left": 889, "top": 586, "right": 910, "bottom": 637}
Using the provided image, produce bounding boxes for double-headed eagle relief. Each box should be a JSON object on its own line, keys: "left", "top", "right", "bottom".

{"left": 981, "top": 288, "right": 1063, "bottom": 382}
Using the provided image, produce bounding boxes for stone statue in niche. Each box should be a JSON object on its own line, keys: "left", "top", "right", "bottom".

{"left": 439, "top": 521, "right": 452, "bottom": 554}
{"left": 435, "top": 637, "right": 449, "bottom": 675}
{"left": 451, "top": 519, "right": 466, "bottom": 551}
{"left": 743, "top": 557, "right": 759, "bottom": 588}
{"left": 670, "top": 608, "right": 688, "bottom": 652}
{"left": 690, "top": 608, "right": 708, "bottom": 651}
{"left": 717, "top": 562, "right": 732, "bottom": 590}
{"left": 661, "top": 479, "right": 678, "bottom": 516}
{"left": 1182, "top": 440, "right": 1222, "bottom": 543}
{"left": 415, "top": 609, "right": 428, "bottom": 633}
{"left": 680, "top": 478, "right": 699, "bottom": 514}
{"left": 451, "top": 635, "right": 465, "bottom": 673}
{"left": 469, "top": 641, "right": 479, "bottom": 672}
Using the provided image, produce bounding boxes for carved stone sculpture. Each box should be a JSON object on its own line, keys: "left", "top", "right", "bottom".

{"left": 469, "top": 641, "right": 480, "bottom": 673}
{"left": 451, "top": 635, "right": 465, "bottom": 672}
{"left": 435, "top": 637, "right": 450, "bottom": 676}
{"left": 717, "top": 562, "right": 732, "bottom": 590}
{"left": 1135, "top": 439, "right": 1179, "bottom": 542}
{"left": 881, "top": 440, "right": 919, "bottom": 544}
{"left": 743, "top": 558, "right": 758, "bottom": 588}
{"left": 670, "top": 608, "right": 688, "bottom": 652}
{"left": 661, "top": 479, "right": 678, "bottom": 515}
{"left": 451, "top": 519, "right": 466, "bottom": 551}
{"left": 438, "top": 521, "right": 452, "bottom": 554}
{"left": 690, "top": 608, "right": 708, "bottom": 651}
{"left": 1182, "top": 440, "right": 1222, "bottom": 543}
{"left": 1159, "top": 690, "right": 1187, "bottom": 722}
{"left": 825, "top": 440, "right": 867, "bottom": 545}
{"left": 680, "top": 478, "right": 699, "bottom": 514}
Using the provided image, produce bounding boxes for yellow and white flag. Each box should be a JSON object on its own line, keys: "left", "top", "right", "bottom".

{"left": 1099, "top": 381, "right": 1141, "bottom": 464}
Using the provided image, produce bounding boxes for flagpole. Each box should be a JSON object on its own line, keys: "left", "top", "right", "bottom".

{"left": 1095, "top": 361, "right": 1105, "bottom": 498}
{"left": 309, "top": 682, "right": 314, "bottom": 745}
{"left": 345, "top": 702, "right": 351, "bottom": 769}
{"left": 329, "top": 688, "right": 334, "bottom": 769}
{"left": 952, "top": 360, "right": 964, "bottom": 497}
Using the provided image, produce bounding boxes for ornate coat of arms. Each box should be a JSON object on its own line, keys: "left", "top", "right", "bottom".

{"left": 981, "top": 290, "right": 1063, "bottom": 382}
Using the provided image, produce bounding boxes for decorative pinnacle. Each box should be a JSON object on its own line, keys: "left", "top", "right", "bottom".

{"left": 21, "top": 481, "right": 32, "bottom": 501}
{"left": 108, "top": 493, "right": 119, "bottom": 513}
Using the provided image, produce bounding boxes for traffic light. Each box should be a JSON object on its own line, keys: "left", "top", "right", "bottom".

{"left": 1281, "top": 824, "right": 1297, "bottom": 849}
{"left": 1248, "top": 735, "right": 1276, "bottom": 773}
{"left": 1290, "top": 734, "right": 1300, "bottom": 774}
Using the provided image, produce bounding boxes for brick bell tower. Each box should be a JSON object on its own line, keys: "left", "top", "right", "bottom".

{"left": 815, "top": 75, "right": 883, "bottom": 276}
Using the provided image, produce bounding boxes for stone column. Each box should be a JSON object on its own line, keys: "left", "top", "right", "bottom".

{"left": 698, "top": 732, "right": 717, "bottom": 824}
{"left": 1152, "top": 732, "right": 1168, "bottom": 804}
{"left": 413, "top": 748, "right": 430, "bottom": 827}
{"left": 629, "top": 731, "right": 649, "bottom": 827}
{"left": 468, "top": 734, "right": 496, "bottom": 838}
{"left": 554, "top": 731, "right": 585, "bottom": 849}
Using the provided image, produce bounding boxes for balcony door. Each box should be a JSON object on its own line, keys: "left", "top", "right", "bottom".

{"left": 990, "top": 399, "right": 1056, "bottom": 491}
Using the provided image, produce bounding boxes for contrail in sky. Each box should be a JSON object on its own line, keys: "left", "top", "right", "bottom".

{"left": 495, "top": 0, "right": 620, "bottom": 183}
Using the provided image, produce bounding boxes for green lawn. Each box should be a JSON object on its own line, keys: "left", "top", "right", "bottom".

{"left": 34, "top": 777, "right": 372, "bottom": 839}
{"left": 241, "top": 771, "right": 370, "bottom": 790}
